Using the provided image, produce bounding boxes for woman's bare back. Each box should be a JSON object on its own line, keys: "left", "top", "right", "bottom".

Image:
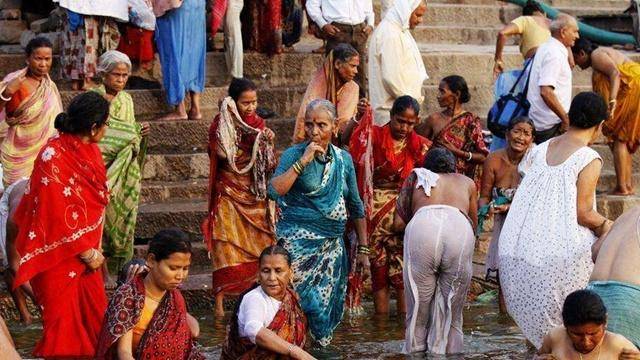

{"left": 411, "top": 173, "right": 475, "bottom": 216}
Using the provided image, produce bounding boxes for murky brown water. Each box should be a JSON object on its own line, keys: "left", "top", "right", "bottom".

{"left": 9, "top": 301, "right": 534, "bottom": 359}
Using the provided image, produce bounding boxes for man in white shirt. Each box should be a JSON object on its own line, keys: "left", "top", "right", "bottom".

{"left": 526, "top": 14, "right": 579, "bottom": 144}
{"left": 306, "top": 0, "right": 375, "bottom": 96}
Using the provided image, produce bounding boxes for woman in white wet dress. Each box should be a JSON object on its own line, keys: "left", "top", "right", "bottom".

{"left": 394, "top": 148, "right": 478, "bottom": 354}
{"left": 498, "top": 92, "right": 613, "bottom": 348}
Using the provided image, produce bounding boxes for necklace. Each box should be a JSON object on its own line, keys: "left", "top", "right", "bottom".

{"left": 145, "top": 290, "right": 164, "bottom": 303}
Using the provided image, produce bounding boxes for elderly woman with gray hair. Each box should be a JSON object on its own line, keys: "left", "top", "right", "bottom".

{"left": 92, "top": 50, "right": 150, "bottom": 274}
{"left": 269, "top": 99, "right": 369, "bottom": 346}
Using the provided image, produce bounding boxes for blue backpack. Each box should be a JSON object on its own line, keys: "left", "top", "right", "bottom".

{"left": 487, "top": 58, "right": 534, "bottom": 139}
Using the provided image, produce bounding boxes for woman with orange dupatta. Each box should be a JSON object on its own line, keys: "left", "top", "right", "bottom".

{"left": 12, "top": 92, "right": 111, "bottom": 359}
{"left": 222, "top": 245, "right": 313, "bottom": 359}
{"left": 292, "top": 43, "right": 360, "bottom": 145}
{"left": 203, "top": 78, "right": 277, "bottom": 317}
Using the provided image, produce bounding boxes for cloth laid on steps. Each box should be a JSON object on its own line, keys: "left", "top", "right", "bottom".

{"left": 0, "top": 177, "right": 26, "bottom": 268}
{"left": 587, "top": 281, "right": 640, "bottom": 349}
{"left": 54, "top": 0, "right": 129, "bottom": 21}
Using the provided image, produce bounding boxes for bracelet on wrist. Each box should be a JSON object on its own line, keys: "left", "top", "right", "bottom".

{"left": 466, "top": 151, "right": 473, "bottom": 161}
{"left": 357, "top": 245, "right": 371, "bottom": 255}
{"left": 286, "top": 344, "right": 295, "bottom": 356}
{"left": 292, "top": 160, "right": 305, "bottom": 175}
{"left": 0, "top": 89, "right": 12, "bottom": 102}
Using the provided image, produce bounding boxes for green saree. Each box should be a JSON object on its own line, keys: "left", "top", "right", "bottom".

{"left": 93, "top": 85, "right": 146, "bottom": 273}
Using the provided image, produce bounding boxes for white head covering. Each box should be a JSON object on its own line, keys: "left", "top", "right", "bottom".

{"left": 382, "top": 0, "right": 428, "bottom": 81}
{"left": 97, "top": 50, "right": 132, "bottom": 75}
{"left": 386, "top": 0, "right": 424, "bottom": 31}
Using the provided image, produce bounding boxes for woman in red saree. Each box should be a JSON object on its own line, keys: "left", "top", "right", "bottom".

{"left": 222, "top": 245, "right": 312, "bottom": 359}
{"left": 96, "top": 228, "right": 204, "bottom": 360}
{"left": 12, "top": 91, "right": 111, "bottom": 359}
{"left": 202, "top": 78, "right": 276, "bottom": 317}
{"left": 417, "top": 75, "right": 488, "bottom": 188}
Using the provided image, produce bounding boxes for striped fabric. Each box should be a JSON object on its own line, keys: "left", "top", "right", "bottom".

{"left": 0, "top": 68, "right": 62, "bottom": 186}
{"left": 93, "top": 85, "right": 145, "bottom": 273}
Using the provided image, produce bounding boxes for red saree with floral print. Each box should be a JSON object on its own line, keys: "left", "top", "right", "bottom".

{"left": 13, "top": 133, "right": 109, "bottom": 358}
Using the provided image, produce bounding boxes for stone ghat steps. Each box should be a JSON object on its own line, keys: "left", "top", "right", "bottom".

{"left": 0, "top": 44, "right": 621, "bottom": 88}
{"left": 418, "top": 3, "right": 625, "bottom": 28}
{"left": 137, "top": 169, "right": 640, "bottom": 204}
{"left": 427, "top": 0, "right": 630, "bottom": 6}
{"left": 134, "top": 192, "right": 640, "bottom": 239}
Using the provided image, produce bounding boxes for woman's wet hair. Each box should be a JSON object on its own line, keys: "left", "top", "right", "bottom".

{"left": 228, "top": 77, "right": 257, "bottom": 102}
{"left": 259, "top": 245, "right": 292, "bottom": 267}
{"left": 522, "top": 0, "right": 544, "bottom": 16}
{"left": 572, "top": 37, "right": 598, "bottom": 56}
{"left": 148, "top": 228, "right": 192, "bottom": 262}
{"left": 442, "top": 75, "right": 470, "bottom": 104}
{"left": 332, "top": 43, "right": 359, "bottom": 63}
{"left": 508, "top": 115, "right": 536, "bottom": 133}
{"left": 391, "top": 95, "right": 420, "bottom": 117}
{"left": 54, "top": 92, "right": 109, "bottom": 134}
{"left": 25, "top": 36, "right": 53, "bottom": 56}
{"left": 423, "top": 148, "right": 456, "bottom": 174}
{"left": 568, "top": 91, "right": 608, "bottom": 129}
{"left": 305, "top": 98, "right": 337, "bottom": 122}
{"left": 562, "top": 290, "right": 607, "bottom": 326}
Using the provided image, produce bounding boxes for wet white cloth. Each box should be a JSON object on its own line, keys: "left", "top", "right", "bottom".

{"left": 53, "top": 0, "right": 129, "bottom": 22}
{"left": 368, "top": 0, "right": 427, "bottom": 125}
{"left": 0, "top": 178, "right": 26, "bottom": 268}
{"left": 238, "top": 286, "right": 282, "bottom": 344}
{"left": 498, "top": 141, "right": 601, "bottom": 348}
{"left": 403, "top": 204, "right": 475, "bottom": 354}
{"left": 413, "top": 168, "right": 439, "bottom": 196}
{"left": 305, "top": 0, "right": 374, "bottom": 28}
{"left": 526, "top": 37, "right": 572, "bottom": 131}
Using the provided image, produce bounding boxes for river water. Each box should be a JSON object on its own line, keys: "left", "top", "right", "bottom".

{"left": 9, "top": 301, "right": 534, "bottom": 359}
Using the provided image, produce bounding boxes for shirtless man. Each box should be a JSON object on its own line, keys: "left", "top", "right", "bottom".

{"left": 536, "top": 289, "right": 640, "bottom": 360}
{"left": 572, "top": 37, "right": 639, "bottom": 195}
{"left": 588, "top": 205, "right": 640, "bottom": 348}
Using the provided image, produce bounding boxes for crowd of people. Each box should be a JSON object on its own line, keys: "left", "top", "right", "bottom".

{"left": 2, "top": 0, "right": 640, "bottom": 359}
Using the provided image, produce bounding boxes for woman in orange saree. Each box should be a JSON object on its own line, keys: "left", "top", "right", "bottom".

{"left": 292, "top": 43, "right": 360, "bottom": 145}
{"left": 202, "top": 78, "right": 277, "bottom": 317}
{"left": 13, "top": 92, "right": 111, "bottom": 359}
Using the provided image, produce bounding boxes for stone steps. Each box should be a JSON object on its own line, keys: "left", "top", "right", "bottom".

{"left": 427, "top": 0, "right": 629, "bottom": 6}
{"left": 422, "top": 3, "right": 625, "bottom": 28}
{"left": 137, "top": 199, "right": 208, "bottom": 239}
{"left": 5, "top": 45, "right": 638, "bottom": 89}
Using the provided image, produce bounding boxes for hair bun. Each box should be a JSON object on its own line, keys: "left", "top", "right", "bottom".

{"left": 54, "top": 112, "right": 72, "bottom": 132}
